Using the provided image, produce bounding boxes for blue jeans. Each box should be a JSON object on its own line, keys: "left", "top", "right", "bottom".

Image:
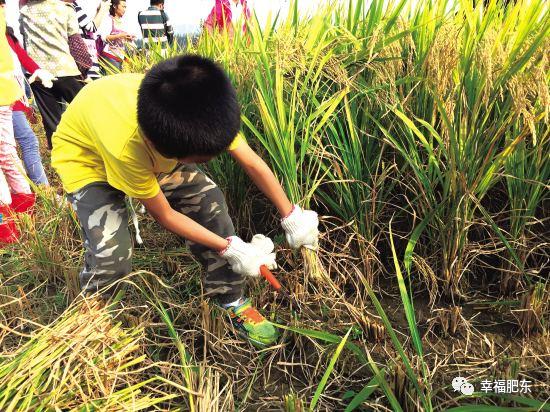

{"left": 12, "top": 110, "right": 49, "bottom": 186}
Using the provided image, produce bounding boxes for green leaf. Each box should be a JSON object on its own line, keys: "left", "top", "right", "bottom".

{"left": 344, "top": 376, "right": 379, "bottom": 411}
{"left": 446, "top": 407, "right": 537, "bottom": 412}
{"left": 310, "top": 328, "right": 352, "bottom": 410}
{"left": 403, "top": 209, "right": 437, "bottom": 273}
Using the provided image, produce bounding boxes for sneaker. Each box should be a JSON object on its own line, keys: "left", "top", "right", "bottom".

{"left": 0, "top": 205, "right": 20, "bottom": 244}
{"left": 224, "top": 298, "right": 278, "bottom": 347}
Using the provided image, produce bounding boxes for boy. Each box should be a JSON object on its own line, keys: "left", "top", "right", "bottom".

{"left": 51, "top": 55, "right": 319, "bottom": 346}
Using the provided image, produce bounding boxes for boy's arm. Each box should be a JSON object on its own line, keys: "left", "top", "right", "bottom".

{"left": 138, "top": 191, "right": 229, "bottom": 251}
{"left": 138, "top": 190, "right": 278, "bottom": 277}
{"left": 230, "top": 141, "right": 319, "bottom": 250}
{"left": 229, "top": 142, "right": 293, "bottom": 218}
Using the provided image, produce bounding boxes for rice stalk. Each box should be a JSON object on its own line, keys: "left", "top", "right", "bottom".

{"left": 0, "top": 297, "right": 176, "bottom": 411}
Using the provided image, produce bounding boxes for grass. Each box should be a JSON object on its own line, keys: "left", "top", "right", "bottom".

{"left": 1, "top": 0, "right": 549, "bottom": 410}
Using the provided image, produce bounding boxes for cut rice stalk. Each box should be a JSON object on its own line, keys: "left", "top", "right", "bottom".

{"left": 302, "top": 247, "right": 329, "bottom": 283}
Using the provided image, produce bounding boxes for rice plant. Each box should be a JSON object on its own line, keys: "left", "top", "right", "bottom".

{"left": 381, "top": 0, "right": 550, "bottom": 299}
{"left": 502, "top": 124, "right": 549, "bottom": 294}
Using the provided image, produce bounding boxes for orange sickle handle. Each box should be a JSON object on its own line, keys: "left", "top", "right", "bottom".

{"left": 260, "top": 265, "right": 282, "bottom": 291}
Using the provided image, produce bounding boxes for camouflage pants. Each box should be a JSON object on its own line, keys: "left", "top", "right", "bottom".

{"left": 68, "top": 163, "right": 244, "bottom": 304}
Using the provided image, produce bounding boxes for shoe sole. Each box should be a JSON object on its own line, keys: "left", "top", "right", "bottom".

{"left": 232, "top": 326, "right": 276, "bottom": 348}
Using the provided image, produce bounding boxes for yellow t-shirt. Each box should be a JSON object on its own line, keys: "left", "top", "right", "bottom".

{"left": 0, "top": 9, "right": 23, "bottom": 106}
{"left": 52, "top": 73, "right": 244, "bottom": 199}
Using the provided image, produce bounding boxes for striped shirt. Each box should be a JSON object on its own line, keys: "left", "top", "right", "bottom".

{"left": 73, "top": 2, "right": 101, "bottom": 80}
{"left": 138, "top": 6, "right": 174, "bottom": 51}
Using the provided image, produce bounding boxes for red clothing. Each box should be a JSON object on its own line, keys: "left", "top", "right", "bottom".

{"left": 6, "top": 35, "right": 39, "bottom": 113}
{"left": 204, "top": 0, "right": 250, "bottom": 32}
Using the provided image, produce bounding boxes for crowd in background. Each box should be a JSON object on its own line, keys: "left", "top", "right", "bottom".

{"left": 1, "top": 0, "right": 251, "bottom": 243}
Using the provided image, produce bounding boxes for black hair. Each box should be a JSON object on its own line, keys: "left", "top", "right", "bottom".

{"left": 0, "top": 0, "right": 5, "bottom": 5}
{"left": 109, "top": 0, "right": 124, "bottom": 16}
{"left": 150, "top": 0, "right": 164, "bottom": 6}
{"left": 137, "top": 54, "right": 241, "bottom": 159}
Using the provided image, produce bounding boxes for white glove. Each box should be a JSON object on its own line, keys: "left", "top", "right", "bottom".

{"left": 220, "top": 234, "right": 277, "bottom": 277}
{"left": 29, "top": 69, "right": 56, "bottom": 88}
{"left": 281, "top": 205, "right": 319, "bottom": 250}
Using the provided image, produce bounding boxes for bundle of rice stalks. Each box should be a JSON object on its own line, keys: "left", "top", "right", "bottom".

{"left": 192, "top": 366, "right": 234, "bottom": 412}
{"left": 0, "top": 298, "right": 176, "bottom": 411}
{"left": 390, "top": 364, "right": 418, "bottom": 412}
{"left": 426, "top": 306, "right": 467, "bottom": 337}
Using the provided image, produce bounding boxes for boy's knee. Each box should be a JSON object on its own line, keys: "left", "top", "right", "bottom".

{"left": 195, "top": 187, "right": 234, "bottom": 235}
{"left": 82, "top": 242, "right": 132, "bottom": 296}
{"left": 95, "top": 236, "right": 133, "bottom": 271}
{"left": 201, "top": 187, "right": 228, "bottom": 218}
{"left": 86, "top": 216, "right": 133, "bottom": 275}
{"left": 175, "top": 185, "right": 228, "bottom": 221}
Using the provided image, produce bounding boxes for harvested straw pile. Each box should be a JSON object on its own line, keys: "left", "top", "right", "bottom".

{"left": 0, "top": 298, "right": 178, "bottom": 411}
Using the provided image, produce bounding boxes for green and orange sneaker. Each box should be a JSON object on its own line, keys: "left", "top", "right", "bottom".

{"left": 224, "top": 298, "right": 279, "bottom": 347}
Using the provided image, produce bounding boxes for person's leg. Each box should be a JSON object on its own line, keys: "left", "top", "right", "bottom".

{"left": 12, "top": 110, "right": 49, "bottom": 186}
{"left": 0, "top": 107, "right": 31, "bottom": 196}
{"left": 0, "top": 107, "right": 22, "bottom": 243}
{"left": 0, "top": 108, "right": 14, "bottom": 206}
{"left": 159, "top": 163, "right": 244, "bottom": 304}
{"left": 67, "top": 183, "right": 132, "bottom": 298}
{"left": 0, "top": 185, "right": 18, "bottom": 243}
{"left": 55, "top": 76, "right": 85, "bottom": 106}
{"left": 30, "top": 77, "right": 84, "bottom": 149}
{"left": 0, "top": 169, "right": 11, "bottom": 206}
{"left": 30, "top": 82, "right": 62, "bottom": 149}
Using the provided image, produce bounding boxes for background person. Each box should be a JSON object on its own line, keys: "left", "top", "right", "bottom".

{"left": 138, "top": 0, "right": 174, "bottom": 55}
{"left": 19, "top": 0, "right": 84, "bottom": 149}
{"left": 5, "top": 25, "right": 51, "bottom": 186}
{"left": 204, "top": 0, "right": 250, "bottom": 34}
{"left": 0, "top": 5, "right": 34, "bottom": 244}
{"left": 72, "top": 0, "right": 111, "bottom": 81}
{"left": 98, "top": 0, "right": 134, "bottom": 71}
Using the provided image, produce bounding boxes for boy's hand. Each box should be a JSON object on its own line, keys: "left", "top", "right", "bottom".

{"left": 220, "top": 235, "right": 277, "bottom": 277}
{"left": 281, "top": 205, "right": 319, "bottom": 250}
